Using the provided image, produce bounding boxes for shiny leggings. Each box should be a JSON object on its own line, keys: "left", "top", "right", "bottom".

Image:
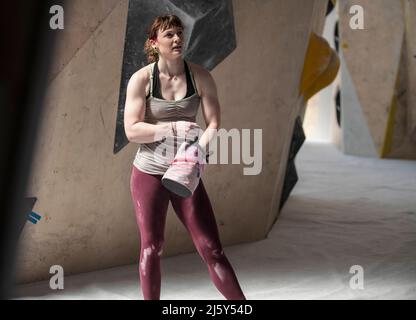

{"left": 130, "top": 166, "right": 246, "bottom": 300}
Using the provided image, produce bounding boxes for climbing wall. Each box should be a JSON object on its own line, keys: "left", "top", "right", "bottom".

{"left": 17, "top": 0, "right": 329, "bottom": 283}
{"left": 339, "top": 0, "right": 416, "bottom": 158}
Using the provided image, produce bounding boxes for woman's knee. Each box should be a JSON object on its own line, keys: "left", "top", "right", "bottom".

{"left": 140, "top": 238, "right": 164, "bottom": 258}
{"left": 139, "top": 241, "right": 164, "bottom": 275}
{"left": 197, "top": 238, "right": 224, "bottom": 264}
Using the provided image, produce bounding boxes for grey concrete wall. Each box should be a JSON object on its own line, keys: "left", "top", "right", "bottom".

{"left": 404, "top": 0, "right": 416, "bottom": 142}
{"left": 48, "top": 0, "right": 120, "bottom": 84}
{"left": 339, "top": 0, "right": 416, "bottom": 159}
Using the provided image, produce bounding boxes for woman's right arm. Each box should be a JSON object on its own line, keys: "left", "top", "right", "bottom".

{"left": 124, "top": 69, "right": 171, "bottom": 143}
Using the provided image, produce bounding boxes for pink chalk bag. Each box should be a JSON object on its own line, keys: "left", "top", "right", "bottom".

{"left": 162, "top": 132, "right": 207, "bottom": 198}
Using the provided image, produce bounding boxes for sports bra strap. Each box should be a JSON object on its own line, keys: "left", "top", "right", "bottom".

{"left": 148, "top": 62, "right": 155, "bottom": 97}
{"left": 148, "top": 61, "right": 198, "bottom": 98}
{"left": 187, "top": 62, "right": 199, "bottom": 96}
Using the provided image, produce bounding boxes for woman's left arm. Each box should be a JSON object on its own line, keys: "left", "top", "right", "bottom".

{"left": 196, "top": 67, "right": 221, "bottom": 152}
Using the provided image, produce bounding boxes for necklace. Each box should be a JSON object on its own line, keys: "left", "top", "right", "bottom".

{"left": 160, "top": 62, "right": 184, "bottom": 81}
{"left": 167, "top": 74, "right": 181, "bottom": 81}
{"left": 158, "top": 72, "right": 180, "bottom": 83}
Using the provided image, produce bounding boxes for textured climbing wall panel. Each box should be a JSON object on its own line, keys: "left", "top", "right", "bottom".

{"left": 18, "top": 1, "right": 134, "bottom": 284}
{"left": 404, "top": 0, "right": 416, "bottom": 143}
{"left": 279, "top": 116, "right": 305, "bottom": 213}
{"left": 340, "top": 48, "right": 378, "bottom": 157}
{"left": 17, "top": 0, "right": 329, "bottom": 283}
{"left": 339, "top": 0, "right": 416, "bottom": 159}
{"left": 48, "top": 0, "right": 120, "bottom": 83}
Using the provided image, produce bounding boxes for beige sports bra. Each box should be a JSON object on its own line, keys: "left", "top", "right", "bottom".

{"left": 133, "top": 61, "right": 202, "bottom": 175}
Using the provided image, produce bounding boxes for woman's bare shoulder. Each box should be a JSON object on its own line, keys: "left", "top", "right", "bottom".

{"left": 129, "top": 63, "right": 154, "bottom": 83}
{"left": 186, "top": 61, "right": 218, "bottom": 97}
{"left": 187, "top": 61, "right": 211, "bottom": 77}
{"left": 187, "top": 61, "right": 214, "bottom": 89}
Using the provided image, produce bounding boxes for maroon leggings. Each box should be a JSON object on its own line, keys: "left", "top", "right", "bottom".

{"left": 130, "top": 166, "right": 246, "bottom": 300}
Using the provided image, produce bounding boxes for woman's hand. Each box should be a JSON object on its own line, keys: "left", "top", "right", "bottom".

{"left": 173, "top": 141, "right": 207, "bottom": 175}
{"left": 171, "top": 121, "right": 202, "bottom": 142}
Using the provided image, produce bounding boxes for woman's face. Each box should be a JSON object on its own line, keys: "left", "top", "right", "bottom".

{"left": 151, "top": 26, "right": 184, "bottom": 59}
